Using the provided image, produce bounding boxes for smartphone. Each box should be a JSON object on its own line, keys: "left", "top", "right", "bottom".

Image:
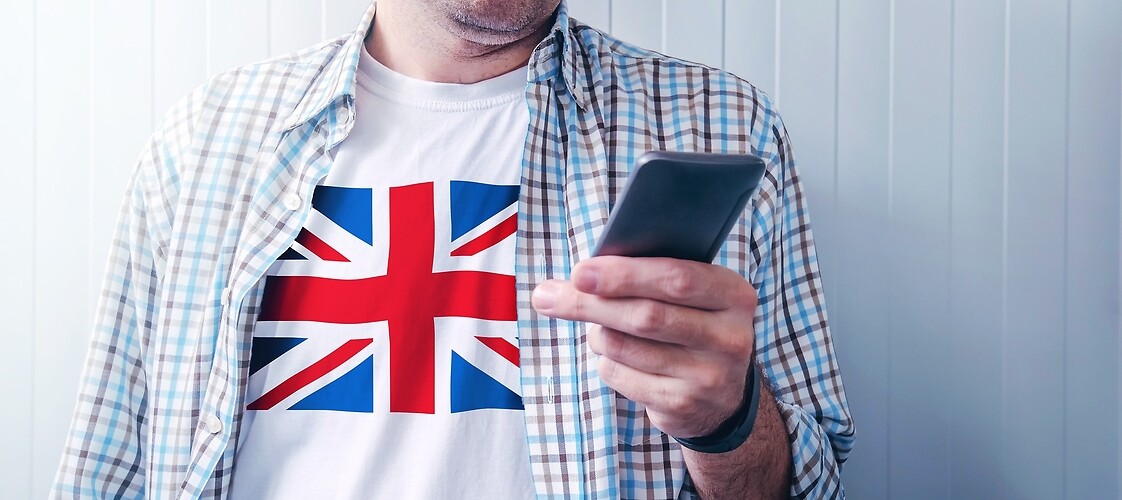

{"left": 592, "top": 151, "right": 767, "bottom": 263}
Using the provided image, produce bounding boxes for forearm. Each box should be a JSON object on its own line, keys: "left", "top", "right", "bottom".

{"left": 683, "top": 372, "right": 790, "bottom": 499}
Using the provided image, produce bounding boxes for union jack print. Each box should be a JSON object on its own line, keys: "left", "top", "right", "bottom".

{"left": 247, "top": 182, "right": 523, "bottom": 414}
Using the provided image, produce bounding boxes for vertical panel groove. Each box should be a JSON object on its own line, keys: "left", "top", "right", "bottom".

{"left": 884, "top": 0, "right": 894, "bottom": 493}
{"left": 945, "top": 1, "right": 955, "bottom": 491}
{"left": 1062, "top": 1, "right": 1118, "bottom": 494}
{"left": 773, "top": 1, "right": 781, "bottom": 104}
{"left": 719, "top": 0, "right": 725, "bottom": 68}
{"left": 87, "top": 0, "right": 94, "bottom": 317}
{"left": 1000, "top": 0, "right": 1013, "bottom": 488}
{"left": 659, "top": 0, "right": 667, "bottom": 53}
{"left": 832, "top": 0, "right": 839, "bottom": 199}
{"left": 265, "top": 0, "right": 272, "bottom": 55}
{"left": 1061, "top": 0, "right": 1072, "bottom": 497}
{"left": 886, "top": 0, "right": 895, "bottom": 209}
{"left": 205, "top": 0, "right": 212, "bottom": 75}
{"left": 30, "top": 0, "right": 38, "bottom": 495}
{"left": 149, "top": 0, "right": 155, "bottom": 128}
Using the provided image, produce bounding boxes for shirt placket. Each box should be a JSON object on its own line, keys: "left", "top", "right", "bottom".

{"left": 181, "top": 114, "right": 341, "bottom": 497}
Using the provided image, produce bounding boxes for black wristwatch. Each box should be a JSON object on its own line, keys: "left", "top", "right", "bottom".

{"left": 673, "top": 362, "right": 761, "bottom": 454}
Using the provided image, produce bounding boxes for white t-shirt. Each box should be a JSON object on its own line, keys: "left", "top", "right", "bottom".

{"left": 229, "top": 44, "right": 534, "bottom": 499}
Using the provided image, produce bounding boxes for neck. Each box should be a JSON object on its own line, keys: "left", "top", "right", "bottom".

{"left": 367, "top": 1, "right": 556, "bottom": 84}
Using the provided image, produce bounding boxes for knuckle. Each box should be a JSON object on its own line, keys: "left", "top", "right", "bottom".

{"left": 601, "top": 263, "right": 630, "bottom": 295}
{"left": 696, "top": 367, "right": 724, "bottom": 393}
{"left": 736, "top": 336, "right": 755, "bottom": 359}
{"left": 711, "top": 321, "right": 754, "bottom": 358}
{"left": 716, "top": 333, "right": 750, "bottom": 360}
{"left": 664, "top": 392, "right": 692, "bottom": 417}
{"left": 662, "top": 265, "right": 697, "bottom": 301}
{"left": 730, "top": 330, "right": 755, "bottom": 359}
{"left": 736, "top": 280, "right": 759, "bottom": 309}
{"left": 632, "top": 302, "right": 669, "bottom": 335}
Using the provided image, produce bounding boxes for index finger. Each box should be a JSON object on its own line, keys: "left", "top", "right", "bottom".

{"left": 571, "top": 256, "right": 758, "bottom": 311}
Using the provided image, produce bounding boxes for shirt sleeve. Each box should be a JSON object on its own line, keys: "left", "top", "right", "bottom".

{"left": 51, "top": 88, "right": 198, "bottom": 499}
{"left": 751, "top": 115, "right": 855, "bottom": 499}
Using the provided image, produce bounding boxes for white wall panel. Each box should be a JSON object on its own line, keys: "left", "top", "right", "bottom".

{"left": 664, "top": 0, "right": 723, "bottom": 68}
{"left": 33, "top": 0, "right": 91, "bottom": 497}
{"left": 1065, "top": 0, "right": 1121, "bottom": 496}
{"left": 832, "top": 1, "right": 890, "bottom": 497}
{"left": 0, "top": 2, "right": 36, "bottom": 499}
{"left": 89, "top": 0, "right": 153, "bottom": 337}
{"left": 888, "top": 2, "right": 953, "bottom": 496}
{"left": 566, "top": 0, "right": 610, "bottom": 29}
{"left": 724, "top": 0, "right": 776, "bottom": 96}
{"left": 610, "top": 0, "right": 662, "bottom": 52}
{"left": 776, "top": 2, "right": 836, "bottom": 204}
{"left": 947, "top": 1, "right": 1006, "bottom": 498}
{"left": 323, "top": 0, "right": 372, "bottom": 40}
{"left": 270, "top": 0, "right": 324, "bottom": 57}
{"left": 209, "top": 0, "right": 269, "bottom": 74}
{"left": 154, "top": 1, "right": 207, "bottom": 125}
{"left": 11, "top": 1, "right": 1122, "bottom": 498}
{"left": 78, "top": 7, "right": 155, "bottom": 488}
{"left": 1003, "top": 1, "right": 1069, "bottom": 498}
{"left": 775, "top": 2, "right": 839, "bottom": 331}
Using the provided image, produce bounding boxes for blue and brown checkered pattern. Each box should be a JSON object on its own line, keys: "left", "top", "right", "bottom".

{"left": 52, "top": 1, "right": 853, "bottom": 498}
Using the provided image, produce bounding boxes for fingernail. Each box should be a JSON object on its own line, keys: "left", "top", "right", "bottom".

{"left": 532, "top": 282, "right": 557, "bottom": 310}
{"left": 575, "top": 267, "right": 599, "bottom": 292}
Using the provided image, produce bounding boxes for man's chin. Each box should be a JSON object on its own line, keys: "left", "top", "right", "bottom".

{"left": 445, "top": 12, "right": 539, "bottom": 46}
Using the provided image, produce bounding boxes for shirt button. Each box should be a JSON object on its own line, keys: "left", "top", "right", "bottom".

{"left": 283, "top": 192, "right": 302, "bottom": 211}
{"left": 219, "top": 288, "right": 231, "bottom": 307}
{"left": 203, "top": 414, "right": 223, "bottom": 434}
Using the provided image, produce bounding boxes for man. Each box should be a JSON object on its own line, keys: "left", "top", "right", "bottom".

{"left": 53, "top": 0, "right": 853, "bottom": 498}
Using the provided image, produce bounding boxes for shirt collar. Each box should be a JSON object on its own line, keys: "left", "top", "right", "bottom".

{"left": 527, "top": 0, "right": 596, "bottom": 110}
{"left": 279, "top": 1, "right": 373, "bottom": 132}
{"left": 281, "top": 0, "right": 592, "bottom": 132}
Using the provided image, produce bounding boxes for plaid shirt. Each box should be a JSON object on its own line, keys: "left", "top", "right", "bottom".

{"left": 52, "top": 2, "right": 853, "bottom": 498}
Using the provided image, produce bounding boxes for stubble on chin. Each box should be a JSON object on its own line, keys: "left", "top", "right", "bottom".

{"left": 425, "top": 0, "right": 559, "bottom": 47}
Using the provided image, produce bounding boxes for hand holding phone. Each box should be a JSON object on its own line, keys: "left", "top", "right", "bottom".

{"left": 537, "top": 150, "right": 769, "bottom": 444}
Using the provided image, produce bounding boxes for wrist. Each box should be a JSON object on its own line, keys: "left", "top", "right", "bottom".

{"left": 673, "top": 362, "right": 761, "bottom": 454}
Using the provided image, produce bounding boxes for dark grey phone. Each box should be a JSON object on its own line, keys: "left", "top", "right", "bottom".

{"left": 592, "top": 151, "right": 767, "bottom": 263}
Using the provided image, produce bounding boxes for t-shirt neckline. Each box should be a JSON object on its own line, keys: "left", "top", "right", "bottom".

{"left": 357, "top": 43, "right": 528, "bottom": 108}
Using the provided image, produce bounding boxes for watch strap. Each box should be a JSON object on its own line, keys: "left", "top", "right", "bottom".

{"left": 673, "top": 362, "right": 761, "bottom": 454}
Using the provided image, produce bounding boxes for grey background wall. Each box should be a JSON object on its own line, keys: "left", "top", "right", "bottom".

{"left": 0, "top": 1, "right": 1118, "bottom": 498}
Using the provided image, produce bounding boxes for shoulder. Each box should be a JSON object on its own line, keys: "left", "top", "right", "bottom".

{"left": 146, "top": 33, "right": 352, "bottom": 173}
{"left": 567, "top": 19, "right": 787, "bottom": 158}
{"left": 131, "top": 34, "right": 354, "bottom": 232}
{"left": 569, "top": 20, "right": 768, "bottom": 106}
